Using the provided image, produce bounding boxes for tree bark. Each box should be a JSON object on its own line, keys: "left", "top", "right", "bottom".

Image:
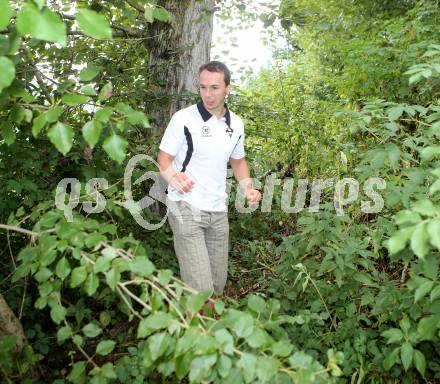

{"left": 0, "top": 293, "right": 26, "bottom": 352}
{"left": 146, "top": 0, "right": 216, "bottom": 132}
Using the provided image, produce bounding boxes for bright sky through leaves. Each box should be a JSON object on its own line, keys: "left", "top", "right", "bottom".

{"left": 211, "top": 3, "right": 284, "bottom": 85}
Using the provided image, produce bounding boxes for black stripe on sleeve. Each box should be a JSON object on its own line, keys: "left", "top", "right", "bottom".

{"left": 231, "top": 134, "right": 242, "bottom": 155}
{"left": 181, "top": 126, "right": 193, "bottom": 172}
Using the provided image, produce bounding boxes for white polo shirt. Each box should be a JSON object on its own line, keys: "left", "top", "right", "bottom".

{"left": 159, "top": 101, "right": 245, "bottom": 211}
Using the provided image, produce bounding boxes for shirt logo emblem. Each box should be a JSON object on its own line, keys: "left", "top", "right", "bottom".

{"left": 225, "top": 126, "right": 233, "bottom": 138}
{"left": 201, "top": 125, "right": 212, "bottom": 137}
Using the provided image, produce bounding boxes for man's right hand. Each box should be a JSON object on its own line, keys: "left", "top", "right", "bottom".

{"left": 157, "top": 150, "right": 194, "bottom": 194}
{"left": 169, "top": 172, "right": 194, "bottom": 193}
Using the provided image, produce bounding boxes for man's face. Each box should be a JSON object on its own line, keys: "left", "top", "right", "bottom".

{"left": 199, "top": 69, "right": 231, "bottom": 113}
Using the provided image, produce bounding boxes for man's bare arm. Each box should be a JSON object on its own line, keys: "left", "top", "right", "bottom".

{"left": 157, "top": 150, "right": 194, "bottom": 193}
{"left": 229, "top": 157, "right": 261, "bottom": 203}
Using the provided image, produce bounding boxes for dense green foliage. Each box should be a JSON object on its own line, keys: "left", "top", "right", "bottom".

{"left": 2, "top": 0, "right": 440, "bottom": 383}
{"left": 228, "top": 0, "right": 440, "bottom": 382}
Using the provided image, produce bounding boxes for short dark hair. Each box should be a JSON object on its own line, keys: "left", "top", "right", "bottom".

{"left": 198, "top": 61, "right": 231, "bottom": 86}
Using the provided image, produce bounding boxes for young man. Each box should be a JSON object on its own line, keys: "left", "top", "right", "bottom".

{"left": 157, "top": 61, "right": 261, "bottom": 295}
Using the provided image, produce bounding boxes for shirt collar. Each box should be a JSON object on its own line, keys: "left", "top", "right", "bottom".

{"left": 196, "top": 101, "right": 231, "bottom": 127}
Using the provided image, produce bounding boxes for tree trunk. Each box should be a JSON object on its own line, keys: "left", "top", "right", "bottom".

{"left": 0, "top": 293, "right": 26, "bottom": 352}
{"left": 146, "top": 0, "right": 216, "bottom": 132}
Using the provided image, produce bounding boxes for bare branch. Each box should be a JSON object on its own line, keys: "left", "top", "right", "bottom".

{"left": 0, "top": 224, "right": 39, "bottom": 237}
{"left": 111, "top": 24, "right": 146, "bottom": 37}
{"left": 125, "top": 0, "right": 145, "bottom": 13}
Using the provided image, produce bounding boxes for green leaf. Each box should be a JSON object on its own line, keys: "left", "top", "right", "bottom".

{"left": 32, "top": 114, "right": 47, "bottom": 137}
{"left": 70, "top": 266, "right": 87, "bottom": 287}
{"left": 410, "top": 223, "right": 429, "bottom": 259}
{"left": 417, "top": 315, "right": 440, "bottom": 340}
{"left": 175, "top": 327, "right": 201, "bottom": 355}
{"left": 148, "top": 332, "right": 170, "bottom": 361}
{"left": 421, "top": 255, "right": 439, "bottom": 280}
{"left": 412, "top": 199, "right": 436, "bottom": 216}
{"left": 175, "top": 354, "right": 192, "bottom": 380}
{"left": 237, "top": 353, "right": 257, "bottom": 383}
{"left": 46, "top": 106, "right": 64, "bottom": 123}
{"left": 137, "top": 312, "right": 172, "bottom": 338}
{"left": 16, "top": 3, "right": 67, "bottom": 46}
{"left": 386, "top": 144, "right": 401, "bottom": 167}
{"left": 247, "top": 294, "right": 266, "bottom": 313}
{"left": 9, "top": 105, "right": 26, "bottom": 124}
{"left": 99, "top": 311, "right": 111, "bottom": 327}
{"left": 0, "top": 56, "right": 15, "bottom": 93}
{"left": 144, "top": 4, "right": 154, "bottom": 23}
{"left": 420, "top": 146, "right": 440, "bottom": 162}
{"left": 67, "top": 362, "right": 85, "bottom": 382}
{"left": 400, "top": 315, "right": 411, "bottom": 334}
{"left": 1, "top": 121, "right": 15, "bottom": 145}
{"left": 47, "top": 122, "right": 73, "bottom": 156}
{"left": 129, "top": 256, "right": 155, "bottom": 277}
{"left": 38, "top": 281, "right": 53, "bottom": 297}
{"left": 234, "top": 313, "right": 255, "bottom": 339}
{"left": 35, "top": 297, "right": 47, "bottom": 310}
{"left": 80, "top": 85, "right": 97, "bottom": 96}
{"left": 101, "top": 362, "right": 117, "bottom": 379}
{"left": 73, "top": 335, "right": 83, "bottom": 346}
{"left": 400, "top": 342, "right": 413, "bottom": 371}
{"left": 429, "top": 179, "right": 440, "bottom": 195}
{"left": 62, "top": 93, "right": 90, "bottom": 106}
{"left": 223, "top": 309, "right": 255, "bottom": 339}
{"left": 431, "top": 285, "right": 440, "bottom": 301}
{"left": 413, "top": 349, "right": 426, "bottom": 377}
{"left": 0, "top": 0, "right": 13, "bottom": 31}
{"left": 189, "top": 354, "right": 217, "bottom": 383}
{"left": 55, "top": 257, "right": 71, "bottom": 279}
{"left": 245, "top": 327, "right": 267, "bottom": 348}
{"left": 414, "top": 281, "right": 434, "bottom": 303}
{"left": 57, "top": 325, "right": 72, "bottom": 343}
{"left": 215, "top": 300, "right": 225, "bottom": 315}
{"left": 76, "top": 9, "right": 112, "bottom": 39}
{"left": 103, "top": 134, "right": 128, "bottom": 164}
{"left": 427, "top": 219, "right": 440, "bottom": 251}
{"left": 217, "top": 355, "right": 232, "bottom": 378}
{"left": 289, "top": 351, "right": 314, "bottom": 369}
{"left": 79, "top": 65, "right": 102, "bottom": 82}
{"left": 153, "top": 7, "right": 172, "bottom": 22}
{"left": 383, "top": 347, "right": 399, "bottom": 371}
{"left": 353, "top": 272, "right": 378, "bottom": 287}
{"left": 105, "top": 268, "right": 120, "bottom": 291}
{"left": 94, "top": 107, "right": 113, "bottom": 123}
{"left": 82, "top": 322, "right": 102, "bottom": 338}
{"left": 96, "top": 340, "right": 116, "bottom": 356}
{"left": 381, "top": 328, "right": 403, "bottom": 344}
{"left": 186, "top": 291, "right": 211, "bottom": 313}
{"left": 395, "top": 210, "right": 421, "bottom": 225}
{"left": 34, "top": 267, "right": 52, "bottom": 283}
{"left": 214, "top": 329, "right": 234, "bottom": 355}
{"left": 50, "top": 304, "right": 67, "bottom": 324}
{"left": 272, "top": 340, "right": 293, "bottom": 357}
{"left": 388, "top": 106, "right": 404, "bottom": 121}
{"left": 115, "top": 102, "right": 149, "bottom": 126}
{"left": 256, "top": 356, "right": 279, "bottom": 383}
{"left": 84, "top": 273, "right": 99, "bottom": 296}
{"left": 82, "top": 120, "right": 102, "bottom": 148}
{"left": 93, "top": 256, "right": 111, "bottom": 273}
{"left": 387, "top": 227, "right": 414, "bottom": 254}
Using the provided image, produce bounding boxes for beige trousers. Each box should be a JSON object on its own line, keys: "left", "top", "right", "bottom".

{"left": 168, "top": 200, "right": 229, "bottom": 295}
